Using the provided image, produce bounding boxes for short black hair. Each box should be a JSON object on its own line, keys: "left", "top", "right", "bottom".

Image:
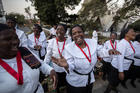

{"left": 120, "top": 27, "right": 134, "bottom": 40}
{"left": 110, "top": 32, "right": 117, "bottom": 37}
{"left": 0, "top": 23, "right": 10, "bottom": 32}
{"left": 135, "top": 34, "right": 140, "bottom": 41}
{"left": 6, "top": 17, "right": 17, "bottom": 23}
{"left": 69, "top": 24, "right": 84, "bottom": 37}
{"left": 57, "top": 24, "right": 67, "bottom": 33}
{"left": 34, "top": 24, "right": 42, "bottom": 32}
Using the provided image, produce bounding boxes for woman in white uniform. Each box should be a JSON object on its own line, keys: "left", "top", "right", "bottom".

{"left": 0, "top": 23, "right": 57, "bottom": 93}
{"left": 44, "top": 24, "right": 71, "bottom": 93}
{"left": 28, "top": 24, "right": 47, "bottom": 60}
{"left": 129, "top": 34, "right": 140, "bottom": 87}
{"left": 102, "top": 32, "right": 118, "bottom": 80}
{"left": 6, "top": 17, "right": 28, "bottom": 47}
{"left": 51, "top": 25, "right": 120, "bottom": 93}
{"left": 104, "top": 28, "right": 136, "bottom": 93}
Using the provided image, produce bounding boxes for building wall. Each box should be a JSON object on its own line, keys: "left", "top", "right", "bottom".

{"left": 0, "top": 0, "right": 6, "bottom": 23}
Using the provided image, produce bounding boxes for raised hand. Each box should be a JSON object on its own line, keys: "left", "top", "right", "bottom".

{"left": 51, "top": 54, "right": 68, "bottom": 68}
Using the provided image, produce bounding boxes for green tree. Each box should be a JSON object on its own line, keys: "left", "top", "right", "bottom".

{"left": 26, "top": 0, "right": 81, "bottom": 25}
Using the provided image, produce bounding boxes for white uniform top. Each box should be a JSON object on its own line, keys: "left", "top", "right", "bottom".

{"left": 64, "top": 39, "right": 110, "bottom": 87}
{"left": 92, "top": 30, "right": 98, "bottom": 41}
{"left": 44, "top": 38, "right": 71, "bottom": 73}
{"left": 0, "top": 49, "right": 53, "bottom": 93}
{"left": 111, "top": 39, "right": 135, "bottom": 72}
{"left": 50, "top": 28, "right": 56, "bottom": 36}
{"left": 15, "top": 28, "right": 28, "bottom": 47}
{"left": 103, "top": 40, "right": 119, "bottom": 63}
{"left": 28, "top": 31, "right": 47, "bottom": 58}
{"left": 133, "top": 41, "right": 140, "bottom": 66}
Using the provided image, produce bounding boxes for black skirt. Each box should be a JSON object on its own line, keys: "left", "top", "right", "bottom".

{"left": 108, "top": 65, "right": 120, "bottom": 87}
{"left": 102, "top": 60, "right": 111, "bottom": 76}
{"left": 129, "top": 65, "right": 140, "bottom": 79}
{"left": 108, "top": 65, "right": 130, "bottom": 87}
{"left": 56, "top": 72, "right": 67, "bottom": 87}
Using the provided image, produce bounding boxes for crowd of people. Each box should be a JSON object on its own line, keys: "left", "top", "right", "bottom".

{"left": 0, "top": 17, "right": 140, "bottom": 93}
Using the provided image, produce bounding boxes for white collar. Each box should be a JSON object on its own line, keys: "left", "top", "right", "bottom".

{"left": 65, "top": 39, "right": 97, "bottom": 58}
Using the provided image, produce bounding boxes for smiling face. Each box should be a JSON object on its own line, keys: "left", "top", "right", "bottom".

{"left": 125, "top": 29, "right": 136, "bottom": 41}
{"left": 110, "top": 33, "right": 117, "bottom": 42}
{"left": 56, "top": 25, "right": 66, "bottom": 39}
{"left": 71, "top": 26, "right": 85, "bottom": 45}
{"left": 33, "top": 26, "right": 40, "bottom": 36}
{"left": 0, "top": 30, "right": 20, "bottom": 59}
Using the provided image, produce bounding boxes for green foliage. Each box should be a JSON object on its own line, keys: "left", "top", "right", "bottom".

{"left": 6, "top": 13, "right": 26, "bottom": 25}
{"left": 26, "top": 0, "right": 81, "bottom": 25}
{"left": 114, "top": 0, "right": 140, "bottom": 22}
{"left": 77, "top": 0, "right": 140, "bottom": 31}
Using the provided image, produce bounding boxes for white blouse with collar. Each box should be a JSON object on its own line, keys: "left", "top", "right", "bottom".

{"left": 0, "top": 50, "right": 53, "bottom": 93}
{"left": 44, "top": 38, "right": 71, "bottom": 73}
{"left": 133, "top": 41, "right": 140, "bottom": 66}
{"left": 111, "top": 39, "right": 135, "bottom": 72}
{"left": 28, "top": 31, "right": 47, "bottom": 58}
{"left": 64, "top": 38, "right": 110, "bottom": 87}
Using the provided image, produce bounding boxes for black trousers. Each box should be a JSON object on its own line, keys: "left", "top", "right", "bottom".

{"left": 102, "top": 60, "right": 111, "bottom": 78}
{"left": 56, "top": 72, "right": 67, "bottom": 93}
{"left": 67, "top": 82, "right": 93, "bottom": 93}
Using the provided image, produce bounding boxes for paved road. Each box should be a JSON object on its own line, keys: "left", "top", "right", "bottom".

{"left": 93, "top": 78, "right": 140, "bottom": 93}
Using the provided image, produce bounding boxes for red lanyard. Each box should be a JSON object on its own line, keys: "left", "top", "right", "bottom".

{"left": 56, "top": 38, "right": 66, "bottom": 56}
{"left": 129, "top": 42, "right": 135, "bottom": 54}
{"left": 75, "top": 41, "right": 91, "bottom": 63}
{"left": 34, "top": 35, "right": 40, "bottom": 45}
{"left": 0, "top": 51, "right": 23, "bottom": 85}
{"left": 110, "top": 40, "right": 117, "bottom": 50}
{"left": 125, "top": 39, "right": 135, "bottom": 54}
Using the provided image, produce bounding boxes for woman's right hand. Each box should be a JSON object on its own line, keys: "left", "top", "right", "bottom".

{"left": 119, "top": 72, "right": 124, "bottom": 80}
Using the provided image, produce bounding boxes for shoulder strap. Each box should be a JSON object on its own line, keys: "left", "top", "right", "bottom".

{"left": 18, "top": 47, "right": 41, "bottom": 69}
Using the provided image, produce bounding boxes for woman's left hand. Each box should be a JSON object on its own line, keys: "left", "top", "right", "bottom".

{"left": 109, "top": 49, "right": 121, "bottom": 55}
{"left": 51, "top": 55, "right": 68, "bottom": 68}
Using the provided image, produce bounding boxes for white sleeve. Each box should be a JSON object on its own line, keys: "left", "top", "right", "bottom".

{"left": 27, "top": 37, "right": 35, "bottom": 49}
{"left": 103, "top": 41, "right": 108, "bottom": 50}
{"left": 20, "top": 32, "right": 28, "bottom": 47}
{"left": 26, "top": 47, "right": 53, "bottom": 75}
{"left": 97, "top": 47, "right": 110, "bottom": 58}
{"left": 39, "top": 61, "right": 53, "bottom": 75}
{"left": 64, "top": 50, "right": 75, "bottom": 73}
{"left": 42, "top": 38, "right": 48, "bottom": 48}
{"left": 44, "top": 40, "right": 53, "bottom": 64}
{"left": 92, "top": 31, "right": 98, "bottom": 41}
{"left": 117, "top": 43, "right": 126, "bottom": 72}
